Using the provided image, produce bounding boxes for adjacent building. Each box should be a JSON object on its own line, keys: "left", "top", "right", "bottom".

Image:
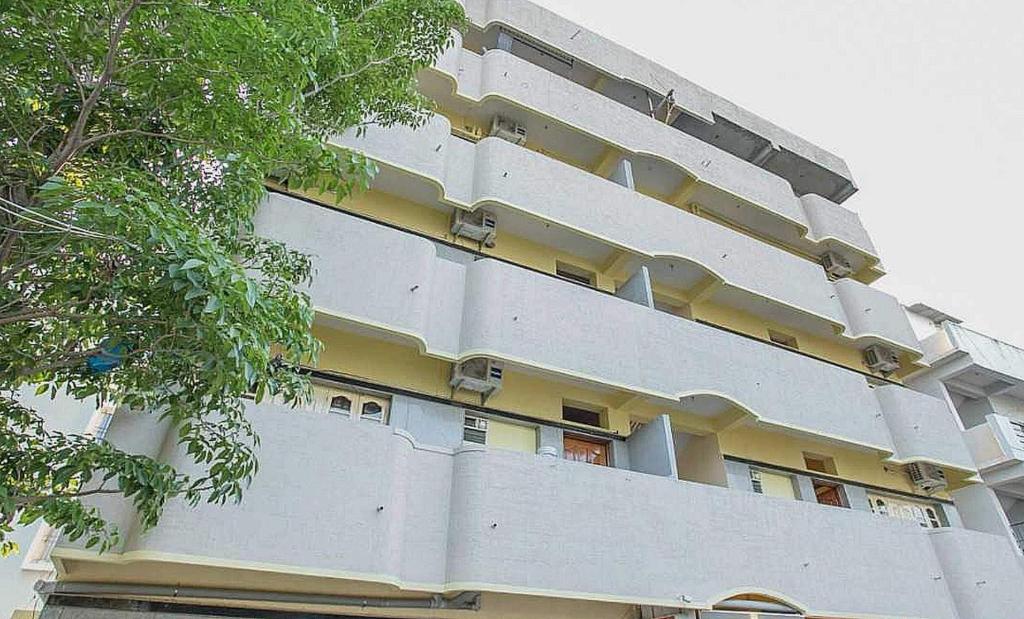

{"left": 907, "top": 304, "right": 1024, "bottom": 553}
{"left": 14, "top": 1, "right": 1024, "bottom": 618}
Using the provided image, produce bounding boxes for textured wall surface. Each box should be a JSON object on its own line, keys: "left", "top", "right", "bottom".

{"left": 63, "top": 402, "right": 1024, "bottom": 619}
{"left": 334, "top": 115, "right": 918, "bottom": 353}
{"left": 256, "top": 195, "right": 966, "bottom": 467}
{"left": 874, "top": 384, "right": 976, "bottom": 470}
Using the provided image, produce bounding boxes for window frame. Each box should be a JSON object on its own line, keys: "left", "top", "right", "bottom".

{"left": 310, "top": 381, "right": 390, "bottom": 424}
{"left": 555, "top": 261, "right": 597, "bottom": 287}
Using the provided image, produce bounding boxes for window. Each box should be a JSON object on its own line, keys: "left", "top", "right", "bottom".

{"left": 463, "top": 413, "right": 538, "bottom": 453}
{"left": 563, "top": 433, "right": 610, "bottom": 466}
{"left": 750, "top": 469, "right": 797, "bottom": 500}
{"left": 768, "top": 329, "right": 799, "bottom": 350}
{"left": 311, "top": 382, "right": 389, "bottom": 423}
{"left": 803, "top": 452, "right": 837, "bottom": 475}
{"left": 329, "top": 395, "right": 352, "bottom": 415}
{"left": 562, "top": 402, "right": 605, "bottom": 428}
{"left": 555, "top": 261, "right": 596, "bottom": 287}
{"left": 464, "top": 414, "right": 489, "bottom": 444}
{"left": 868, "top": 493, "right": 944, "bottom": 528}
{"left": 812, "top": 479, "right": 848, "bottom": 508}
{"left": 359, "top": 397, "right": 387, "bottom": 423}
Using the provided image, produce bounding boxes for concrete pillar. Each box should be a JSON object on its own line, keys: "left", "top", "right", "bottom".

{"left": 723, "top": 460, "right": 753, "bottom": 492}
{"left": 626, "top": 414, "right": 677, "bottom": 478}
{"left": 844, "top": 484, "right": 872, "bottom": 512}
{"left": 609, "top": 158, "right": 635, "bottom": 190}
{"left": 537, "top": 425, "right": 563, "bottom": 457}
{"left": 952, "top": 483, "right": 1018, "bottom": 550}
{"left": 794, "top": 475, "right": 818, "bottom": 503}
{"left": 615, "top": 265, "right": 654, "bottom": 308}
{"left": 611, "top": 440, "right": 631, "bottom": 470}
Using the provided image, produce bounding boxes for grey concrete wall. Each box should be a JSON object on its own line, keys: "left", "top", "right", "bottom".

{"left": 832, "top": 277, "right": 924, "bottom": 355}
{"left": 625, "top": 414, "right": 676, "bottom": 478}
{"left": 723, "top": 459, "right": 753, "bottom": 492}
{"left": 874, "top": 384, "right": 976, "bottom": 470}
{"left": 63, "top": 401, "right": 1024, "bottom": 619}
{"left": 929, "top": 527, "right": 1024, "bottom": 619}
{"left": 947, "top": 321, "right": 1024, "bottom": 384}
{"left": 799, "top": 193, "right": 877, "bottom": 256}
{"left": 677, "top": 433, "right": 729, "bottom": 487}
{"left": 952, "top": 483, "right": 1017, "bottom": 541}
{"left": 958, "top": 396, "right": 996, "bottom": 429}
{"left": 613, "top": 266, "right": 653, "bottom": 308}
{"left": 256, "top": 196, "right": 967, "bottom": 469}
{"left": 388, "top": 395, "right": 464, "bottom": 449}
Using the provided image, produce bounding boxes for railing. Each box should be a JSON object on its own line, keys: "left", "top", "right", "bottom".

{"left": 1011, "top": 521, "right": 1024, "bottom": 553}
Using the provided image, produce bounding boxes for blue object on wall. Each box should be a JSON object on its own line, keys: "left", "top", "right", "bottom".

{"left": 87, "top": 340, "right": 127, "bottom": 374}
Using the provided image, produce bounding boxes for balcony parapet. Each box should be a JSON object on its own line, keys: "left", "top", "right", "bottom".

{"left": 333, "top": 116, "right": 918, "bottom": 356}
{"left": 874, "top": 384, "right": 976, "bottom": 471}
{"left": 964, "top": 414, "right": 1024, "bottom": 480}
{"left": 255, "top": 194, "right": 966, "bottom": 469}
{"left": 457, "top": 0, "right": 857, "bottom": 202}
{"left": 425, "top": 39, "right": 879, "bottom": 273}
{"left": 52, "top": 402, "right": 1021, "bottom": 619}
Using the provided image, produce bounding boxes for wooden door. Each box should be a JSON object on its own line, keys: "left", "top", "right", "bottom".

{"left": 563, "top": 435, "right": 609, "bottom": 466}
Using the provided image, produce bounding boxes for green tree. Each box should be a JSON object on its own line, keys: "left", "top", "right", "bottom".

{"left": 0, "top": 0, "right": 463, "bottom": 555}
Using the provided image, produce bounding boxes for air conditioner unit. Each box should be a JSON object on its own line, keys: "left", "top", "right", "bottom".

{"left": 820, "top": 250, "right": 854, "bottom": 279}
{"left": 450, "top": 358, "right": 504, "bottom": 398}
{"left": 463, "top": 414, "right": 489, "bottom": 444}
{"left": 489, "top": 116, "right": 528, "bottom": 145}
{"left": 906, "top": 462, "right": 947, "bottom": 493}
{"left": 863, "top": 344, "right": 901, "bottom": 374}
{"left": 451, "top": 209, "right": 497, "bottom": 246}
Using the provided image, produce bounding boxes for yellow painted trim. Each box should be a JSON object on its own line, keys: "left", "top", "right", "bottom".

{"left": 591, "top": 146, "right": 622, "bottom": 178}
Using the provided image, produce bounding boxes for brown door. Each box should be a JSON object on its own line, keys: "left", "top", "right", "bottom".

{"left": 563, "top": 435, "right": 609, "bottom": 466}
{"left": 813, "top": 480, "right": 846, "bottom": 507}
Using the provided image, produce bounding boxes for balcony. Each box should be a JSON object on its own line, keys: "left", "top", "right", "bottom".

{"left": 927, "top": 322, "right": 1024, "bottom": 398}
{"left": 52, "top": 401, "right": 1022, "bottom": 619}
{"left": 331, "top": 115, "right": 918, "bottom": 356}
{"left": 421, "top": 38, "right": 880, "bottom": 278}
{"left": 964, "top": 413, "right": 1024, "bottom": 487}
{"left": 254, "top": 194, "right": 970, "bottom": 469}
{"left": 456, "top": 0, "right": 858, "bottom": 203}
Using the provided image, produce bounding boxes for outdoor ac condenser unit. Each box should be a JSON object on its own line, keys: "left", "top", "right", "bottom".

{"left": 863, "top": 344, "right": 901, "bottom": 374}
{"left": 489, "top": 116, "right": 528, "bottom": 145}
{"left": 820, "top": 250, "right": 854, "bottom": 279}
{"left": 451, "top": 209, "right": 497, "bottom": 246}
{"left": 450, "top": 358, "right": 504, "bottom": 399}
{"left": 906, "top": 462, "right": 948, "bottom": 493}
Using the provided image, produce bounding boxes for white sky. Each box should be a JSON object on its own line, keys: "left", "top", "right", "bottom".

{"left": 529, "top": 0, "right": 1024, "bottom": 347}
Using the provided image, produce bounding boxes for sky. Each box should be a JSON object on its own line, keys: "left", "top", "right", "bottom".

{"left": 529, "top": 0, "right": 1024, "bottom": 347}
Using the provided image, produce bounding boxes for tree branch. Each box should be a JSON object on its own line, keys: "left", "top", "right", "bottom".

{"left": 302, "top": 52, "right": 400, "bottom": 100}
{"left": 47, "top": 0, "right": 144, "bottom": 175}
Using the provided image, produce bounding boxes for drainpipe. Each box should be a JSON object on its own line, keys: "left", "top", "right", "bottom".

{"left": 35, "top": 581, "right": 481, "bottom": 611}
